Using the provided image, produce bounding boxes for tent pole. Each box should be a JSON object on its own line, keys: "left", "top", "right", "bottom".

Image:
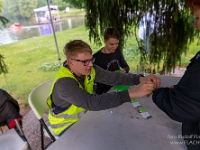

{"left": 46, "top": 0, "right": 62, "bottom": 65}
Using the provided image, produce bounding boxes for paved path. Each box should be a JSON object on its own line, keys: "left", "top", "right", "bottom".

{"left": 22, "top": 110, "right": 51, "bottom": 150}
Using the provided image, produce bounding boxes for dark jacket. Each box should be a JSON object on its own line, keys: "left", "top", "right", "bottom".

{"left": 152, "top": 51, "right": 200, "bottom": 150}
{"left": 0, "top": 89, "right": 21, "bottom": 127}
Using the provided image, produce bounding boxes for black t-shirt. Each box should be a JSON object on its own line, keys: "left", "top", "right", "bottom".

{"left": 93, "top": 47, "right": 130, "bottom": 94}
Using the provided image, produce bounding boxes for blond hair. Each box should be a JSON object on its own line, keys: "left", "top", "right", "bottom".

{"left": 63, "top": 40, "right": 92, "bottom": 59}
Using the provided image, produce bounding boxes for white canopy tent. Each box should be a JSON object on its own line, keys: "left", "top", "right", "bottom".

{"left": 33, "top": 5, "right": 60, "bottom": 24}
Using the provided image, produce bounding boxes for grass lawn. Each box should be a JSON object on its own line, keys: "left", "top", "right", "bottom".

{"left": 0, "top": 24, "right": 199, "bottom": 106}
{"left": 0, "top": 26, "right": 104, "bottom": 106}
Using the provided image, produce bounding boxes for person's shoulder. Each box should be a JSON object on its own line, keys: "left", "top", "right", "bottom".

{"left": 93, "top": 64, "right": 100, "bottom": 69}
{"left": 93, "top": 49, "right": 105, "bottom": 61}
{"left": 94, "top": 64, "right": 104, "bottom": 72}
{"left": 187, "top": 51, "right": 200, "bottom": 69}
{"left": 93, "top": 49, "right": 101, "bottom": 55}
{"left": 116, "top": 47, "right": 122, "bottom": 52}
{"left": 93, "top": 48, "right": 103, "bottom": 56}
{"left": 115, "top": 47, "right": 123, "bottom": 54}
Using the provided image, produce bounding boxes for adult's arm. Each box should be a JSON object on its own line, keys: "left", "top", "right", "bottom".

{"left": 152, "top": 87, "right": 200, "bottom": 123}
{"left": 152, "top": 60, "right": 200, "bottom": 123}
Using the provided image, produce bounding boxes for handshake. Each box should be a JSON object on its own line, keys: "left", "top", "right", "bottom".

{"left": 128, "top": 74, "right": 161, "bottom": 98}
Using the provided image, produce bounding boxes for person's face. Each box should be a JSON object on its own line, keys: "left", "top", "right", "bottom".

{"left": 68, "top": 52, "right": 94, "bottom": 77}
{"left": 193, "top": 8, "right": 200, "bottom": 30}
{"left": 104, "top": 38, "right": 119, "bottom": 53}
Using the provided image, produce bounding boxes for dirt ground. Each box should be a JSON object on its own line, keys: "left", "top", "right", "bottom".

{"left": 19, "top": 104, "right": 31, "bottom": 116}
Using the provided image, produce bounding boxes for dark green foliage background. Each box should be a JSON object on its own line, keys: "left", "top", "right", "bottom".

{"left": 84, "top": 0, "right": 199, "bottom": 73}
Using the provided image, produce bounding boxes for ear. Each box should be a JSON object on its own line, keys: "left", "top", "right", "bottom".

{"left": 68, "top": 58, "right": 73, "bottom": 65}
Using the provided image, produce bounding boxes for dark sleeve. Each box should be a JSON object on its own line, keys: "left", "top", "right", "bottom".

{"left": 152, "top": 60, "right": 200, "bottom": 123}
{"left": 93, "top": 51, "right": 99, "bottom": 66}
{"left": 93, "top": 49, "right": 104, "bottom": 68}
{"left": 152, "top": 87, "right": 200, "bottom": 123}
{"left": 52, "top": 77, "right": 131, "bottom": 111}
{"left": 187, "top": 51, "right": 200, "bottom": 69}
{"left": 117, "top": 48, "right": 130, "bottom": 73}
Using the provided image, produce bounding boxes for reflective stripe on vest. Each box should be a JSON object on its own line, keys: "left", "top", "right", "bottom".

{"left": 50, "top": 109, "right": 87, "bottom": 119}
{"left": 51, "top": 122, "right": 71, "bottom": 128}
{"left": 50, "top": 110, "right": 87, "bottom": 129}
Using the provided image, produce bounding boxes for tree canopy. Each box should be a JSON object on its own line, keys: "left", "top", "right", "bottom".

{"left": 2, "top": 0, "right": 69, "bottom": 21}
{"left": 18, "top": 0, "right": 38, "bottom": 19}
{"left": 0, "top": 0, "right": 9, "bottom": 29}
{"left": 2, "top": 0, "right": 37, "bottom": 20}
{"left": 62, "top": 0, "right": 85, "bottom": 9}
{"left": 84, "top": 0, "right": 198, "bottom": 74}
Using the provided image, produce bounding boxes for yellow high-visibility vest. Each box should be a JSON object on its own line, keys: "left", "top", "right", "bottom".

{"left": 47, "top": 65, "right": 95, "bottom": 135}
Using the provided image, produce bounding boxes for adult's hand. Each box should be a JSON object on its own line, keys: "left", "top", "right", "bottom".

{"left": 140, "top": 74, "right": 161, "bottom": 89}
{"left": 128, "top": 80, "right": 155, "bottom": 98}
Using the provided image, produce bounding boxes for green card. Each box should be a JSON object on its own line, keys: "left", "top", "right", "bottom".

{"left": 112, "top": 85, "right": 130, "bottom": 91}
